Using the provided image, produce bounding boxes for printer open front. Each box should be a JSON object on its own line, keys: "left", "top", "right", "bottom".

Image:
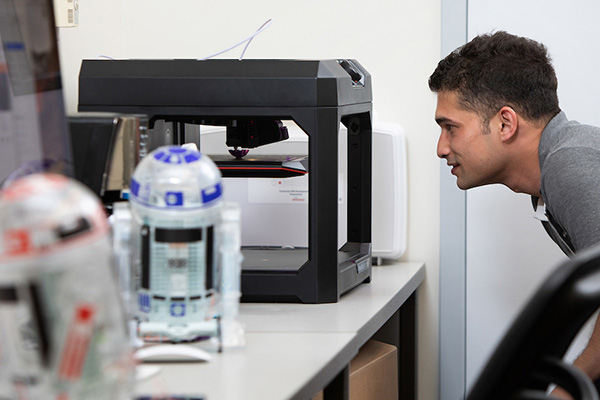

{"left": 78, "top": 59, "right": 373, "bottom": 303}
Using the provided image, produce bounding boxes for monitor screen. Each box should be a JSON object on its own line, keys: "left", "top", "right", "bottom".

{"left": 0, "top": 0, "right": 72, "bottom": 186}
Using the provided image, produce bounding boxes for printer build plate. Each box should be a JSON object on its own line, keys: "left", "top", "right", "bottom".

{"left": 241, "top": 247, "right": 308, "bottom": 273}
{"left": 209, "top": 155, "right": 308, "bottom": 179}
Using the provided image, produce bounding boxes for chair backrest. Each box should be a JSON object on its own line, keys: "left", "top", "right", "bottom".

{"left": 467, "top": 243, "right": 600, "bottom": 400}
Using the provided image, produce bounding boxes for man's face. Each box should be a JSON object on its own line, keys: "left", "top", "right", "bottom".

{"left": 435, "top": 91, "right": 505, "bottom": 190}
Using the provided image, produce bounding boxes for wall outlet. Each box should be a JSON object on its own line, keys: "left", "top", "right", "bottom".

{"left": 53, "top": 0, "right": 79, "bottom": 28}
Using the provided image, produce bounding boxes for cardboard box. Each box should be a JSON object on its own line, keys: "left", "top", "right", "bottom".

{"left": 312, "top": 340, "right": 398, "bottom": 400}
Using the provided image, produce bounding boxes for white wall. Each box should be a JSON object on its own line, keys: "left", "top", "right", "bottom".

{"left": 465, "top": 0, "right": 600, "bottom": 390}
{"left": 55, "top": 1, "right": 442, "bottom": 399}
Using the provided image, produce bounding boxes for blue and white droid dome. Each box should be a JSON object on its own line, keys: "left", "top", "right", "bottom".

{"left": 129, "top": 146, "right": 223, "bottom": 211}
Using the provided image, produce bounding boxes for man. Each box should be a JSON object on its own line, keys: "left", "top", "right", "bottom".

{"left": 429, "top": 31, "right": 600, "bottom": 396}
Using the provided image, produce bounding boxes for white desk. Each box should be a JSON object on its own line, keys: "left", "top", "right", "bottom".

{"left": 135, "top": 262, "right": 425, "bottom": 400}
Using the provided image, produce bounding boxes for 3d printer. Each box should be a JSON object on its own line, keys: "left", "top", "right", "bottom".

{"left": 78, "top": 59, "right": 372, "bottom": 303}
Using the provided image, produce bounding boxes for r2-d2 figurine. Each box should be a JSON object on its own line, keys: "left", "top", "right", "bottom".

{"left": 0, "top": 173, "right": 134, "bottom": 400}
{"left": 117, "top": 146, "right": 243, "bottom": 345}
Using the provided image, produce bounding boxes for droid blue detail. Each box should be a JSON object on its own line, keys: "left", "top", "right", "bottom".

{"left": 170, "top": 303, "right": 186, "bottom": 317}
{"left": 184, "top": 152, "right": 201, "bottom": 163}
{"left": 153, "top": 146, "right": 202, "bottom": 165}
{"left": 165, "top": 192, "right": 184, "bottom": 206}
{"left": 130, "top": 179, "right": 140, "bottom": 197}
{"left": 202, "top": 183, "right": 222, "bottom": 205}
{"left": 139, "top": 293, "right": 151, "bottom": 313}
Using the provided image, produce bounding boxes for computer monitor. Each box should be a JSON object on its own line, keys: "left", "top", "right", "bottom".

{"left": 0, "top": 0, "right": 72, "bottom": 186}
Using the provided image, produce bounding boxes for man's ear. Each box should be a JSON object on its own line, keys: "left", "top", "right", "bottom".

{"left": 498, "top": 106, "right": 518, "bottom": 142}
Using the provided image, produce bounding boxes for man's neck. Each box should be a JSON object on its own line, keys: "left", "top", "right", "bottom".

{"left": 501, "top": 121, "right": 545, "bottom": 197}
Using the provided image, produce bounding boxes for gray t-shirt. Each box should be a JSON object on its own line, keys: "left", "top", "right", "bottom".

{"left": 538, "top": 111, "right": 600, "bottom": 254}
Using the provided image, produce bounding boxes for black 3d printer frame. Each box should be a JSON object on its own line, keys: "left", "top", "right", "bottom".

{"left": 78, "top": 59, "right": 372, "bottom": 303}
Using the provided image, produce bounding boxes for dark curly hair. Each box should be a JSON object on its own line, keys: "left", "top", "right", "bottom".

{"left": 429, "top": 31, "right": 560, "bottom": 126}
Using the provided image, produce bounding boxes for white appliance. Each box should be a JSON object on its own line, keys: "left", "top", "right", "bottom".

{"left": 370, "top": 121, "right": 407, "bottom": 261}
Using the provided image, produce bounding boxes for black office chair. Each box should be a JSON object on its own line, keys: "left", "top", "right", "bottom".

{"left": 467, "top": 243, "right": 600, "bottom": 400}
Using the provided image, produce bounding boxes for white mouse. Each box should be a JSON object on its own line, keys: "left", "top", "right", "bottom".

{"left": 135, "top": 344, "right": 213, "bottom": 363}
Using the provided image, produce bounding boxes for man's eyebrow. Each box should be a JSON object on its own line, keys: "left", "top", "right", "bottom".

{"left": 435, "top": 117, "right": 454, "bottom": 125}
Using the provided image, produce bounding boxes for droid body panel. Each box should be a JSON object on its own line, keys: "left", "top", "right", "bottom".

{"left": 128, "top": 146, "right": 223, "bottom": 342}
{"left": 0, "top": 173, "right": 133, "bottom": 400}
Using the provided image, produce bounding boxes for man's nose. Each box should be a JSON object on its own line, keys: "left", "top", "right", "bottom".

{"left": 437, "top": 132, "right": 449, "bottom": 159}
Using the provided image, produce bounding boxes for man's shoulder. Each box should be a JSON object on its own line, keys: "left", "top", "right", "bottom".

{"left": 541, "top": 116, "right": 600, "bottom": 162}
{"left": 542, "top": 145, "right": 600, "bottom": 179}
{"left": 561, "top": 120, "right": 600, "bottom": 140}
{"left": 540, "top": 135, "right": 600, "bottom": 201}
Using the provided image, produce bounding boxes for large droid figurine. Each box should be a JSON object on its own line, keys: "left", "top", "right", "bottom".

{"left": 0, "top": 173, "right": 133, "bottom": 400}
{"left": 126, "top": 146, "right": 233, "bottom": 343}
